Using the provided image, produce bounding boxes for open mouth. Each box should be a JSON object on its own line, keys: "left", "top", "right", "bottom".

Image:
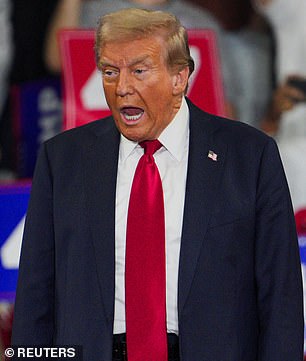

{"left": 120, "top": 107, "right": 144, "bottom": 124}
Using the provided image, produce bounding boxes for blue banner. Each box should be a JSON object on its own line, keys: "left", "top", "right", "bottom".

{"left": 12, "top": 77, "right": 62, "bottom": 178}
{"left": 0, "top": 183, "right": 31, "bottom": 301}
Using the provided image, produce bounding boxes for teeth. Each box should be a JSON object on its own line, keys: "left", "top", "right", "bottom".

{"left": 124, "top": 113, "right": 143, "bottom": 121}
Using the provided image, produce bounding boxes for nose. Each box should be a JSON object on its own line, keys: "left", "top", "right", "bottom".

{"left": 116, "top": 70, "right": 134, "bottom": 97}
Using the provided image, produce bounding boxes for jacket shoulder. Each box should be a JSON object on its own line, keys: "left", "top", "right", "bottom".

{"left": 188, "top": 99, "right": 273, "bottom": 147}
{"left": 45, "top": 116, "right": 117, "bottom": 147}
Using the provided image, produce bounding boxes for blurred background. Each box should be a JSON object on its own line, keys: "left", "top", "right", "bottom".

{"left": 1, "top": 0, "right": 306, "bottom": 358}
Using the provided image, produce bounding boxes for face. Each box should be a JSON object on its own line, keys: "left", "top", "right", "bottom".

{"left": 99, "top": 35, "right": 188, "bottom": 142}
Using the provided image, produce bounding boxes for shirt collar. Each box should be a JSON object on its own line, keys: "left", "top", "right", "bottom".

{"left": 119, "top": 97, "right": 189, "bottom": 162}
{"left": 159, "top": 97, "right": 189, "bottom": 162}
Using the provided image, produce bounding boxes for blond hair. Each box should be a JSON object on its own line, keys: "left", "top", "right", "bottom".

{"left": 95, "top": 8, "right": 194, "bottom": 77}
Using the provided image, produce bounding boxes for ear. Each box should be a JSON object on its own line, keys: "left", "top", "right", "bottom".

{"left": 172, "top": 67, "right": 190, "bottom": 95}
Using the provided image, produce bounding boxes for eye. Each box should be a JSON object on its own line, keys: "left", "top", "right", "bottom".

{"left": 102, "top": 68, "right": 119, "bottom": 78}
{"left": 133, "top": 68, "right": 147, "bottom": 77}
{"left": 134, "top": 69, "right": 144, "bottom": 74}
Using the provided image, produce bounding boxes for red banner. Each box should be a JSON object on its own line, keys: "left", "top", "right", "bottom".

{"left": 59, "top": 29, "right": 226, "bottom": 130}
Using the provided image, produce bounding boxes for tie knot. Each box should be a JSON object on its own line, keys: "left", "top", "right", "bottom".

{"left": 140, "top": 140, "right": 162, "bottom": 155}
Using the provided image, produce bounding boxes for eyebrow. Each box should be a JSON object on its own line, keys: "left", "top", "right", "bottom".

{"left": 99, "top": 55, "right": 152, "bottom": 69}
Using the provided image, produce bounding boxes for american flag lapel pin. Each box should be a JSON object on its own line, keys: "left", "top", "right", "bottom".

{"left": 208, "top": 150, "right": 218, "bottom": 162}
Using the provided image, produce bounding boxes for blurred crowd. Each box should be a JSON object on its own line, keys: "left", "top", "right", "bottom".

{"left": 0, "top": 0, "right": 276, "bottom": 172}
{"left": 1, "top": 0, "right": 270, "bottom": 178}
{"left": 1, "top": 0, "right": 306, "bottom": 356}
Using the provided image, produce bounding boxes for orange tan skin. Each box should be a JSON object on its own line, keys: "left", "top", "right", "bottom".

{"left": 99, "top": 35, "right": 189, "bottom": 142}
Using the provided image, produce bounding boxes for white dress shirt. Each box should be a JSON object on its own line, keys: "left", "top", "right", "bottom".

{"left": 113, "top": 98, "right": 190, "bottom": 335}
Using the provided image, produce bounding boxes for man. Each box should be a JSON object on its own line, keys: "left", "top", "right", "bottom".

{"left": 12, "top": 8, "right": 303, "bottom": 361}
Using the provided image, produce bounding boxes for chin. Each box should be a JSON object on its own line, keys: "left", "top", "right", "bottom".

{"left": 124, "top": 133, "right": 144, "bottom": 142}
{"left": 118, "top": 125, "right": 146, "bottom": 142}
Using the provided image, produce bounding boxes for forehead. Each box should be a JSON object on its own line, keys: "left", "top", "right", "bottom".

{"left": 99, "top": 35, "right": 167, "bottom": 66}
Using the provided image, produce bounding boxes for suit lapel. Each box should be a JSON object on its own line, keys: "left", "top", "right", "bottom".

{"left": 178, "top": 103, "right": 228, "bottom": 316}
{"left": 84, "top": 119, "right": 120, "bottom": 325}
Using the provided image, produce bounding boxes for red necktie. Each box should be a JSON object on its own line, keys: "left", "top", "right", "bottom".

{"left": 125, "top": 140, "right": 168, "bottom": 361}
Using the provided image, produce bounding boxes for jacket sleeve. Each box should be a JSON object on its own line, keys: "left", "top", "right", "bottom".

{"left": 255, "top": 137, "right": 304, "bottom": 360}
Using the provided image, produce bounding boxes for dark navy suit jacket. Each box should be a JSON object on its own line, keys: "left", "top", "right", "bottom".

{"left": 12, "top": 99, "right": 304, "bottom": 360}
